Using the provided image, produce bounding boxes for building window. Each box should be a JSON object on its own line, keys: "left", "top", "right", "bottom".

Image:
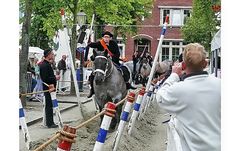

{"left": 162, "top": 47, "right": 170, "bottom": 61}
{"left": 134, "top": 38, "right": 151, "bottom": 54}
{"left": 162, "top": 41, "right": 170, "bottom": 46}
{"left": 183, "top": 10, "right": 191, "bottom": 24}
{"left": 172, "top": 9, "right": 182, "bottom": 26}
{"left": 117, "top": 38, "right": 125, "bottom": 59}
{"left": 160, "top": 40, "right": 186, "bottom": 62}
{"left": 160, "top": 8, "right": 191, "bottom": 26}
{"left": 172, "top": 47, "right": 180, "bottom": 62}
{"left": 162, "top": 9, "right": 170, "bottom": 24}
{"left": 172, "top": 41, "right": 180, "bottom": 45}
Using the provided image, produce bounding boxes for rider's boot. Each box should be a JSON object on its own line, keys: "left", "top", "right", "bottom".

{"left": 87, "top": 87, "right": 94, "bottom": 98}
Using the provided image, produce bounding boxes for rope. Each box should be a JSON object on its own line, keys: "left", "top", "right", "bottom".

{"left": 58, "top": 80, "right": 89, "bottom": 83}
{"left": 33, "top": 88, "right": 141, "bottom": 151}
{"left": 34, "top": 134, "right": 60, "bottom": 151}
{"left": 20, "top": 90, "right": 50, "bottom": 96}
{"left": 20, "top": 82, "right": 52, "bottom": 96}
{"left": 56, "top": 130, "right": 77, "bottom": 143}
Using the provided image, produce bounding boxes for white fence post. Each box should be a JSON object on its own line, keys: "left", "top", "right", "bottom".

{"left": 127, "top": 87, "right": 145, "bottom": 135}
{"left": 19, "top": 99, "right": 31, "bottom": 150}
{"left": 113, "top": 92, "right": 136, "bottom": 151}
{"left": 93, "top": 102, "right": 116, "bottom": 151}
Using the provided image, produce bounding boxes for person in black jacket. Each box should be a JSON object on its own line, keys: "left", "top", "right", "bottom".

{"left": 84, "top": 31, "right": 120, "bottom": 66}
{"left": 132, "top": 51, "right": 141, "bottom": 79}
{"left": 57, "top": 55, "right": 67, "bottom": 73}
{"left": 85, "top": 31, "right": 135, "bottom": 98}
{"left": 39, "top": 49, "right": 60, "bottom": 128}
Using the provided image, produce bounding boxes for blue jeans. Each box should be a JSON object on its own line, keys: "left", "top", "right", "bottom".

{"left": 31, "top": 78, "right": 37, "bottom": 92}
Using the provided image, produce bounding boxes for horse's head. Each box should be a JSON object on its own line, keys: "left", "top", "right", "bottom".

{"left": 93, "top": 49, "right": 111, "bottom": 85}
{"left": 140, "top": 57, "right": 149, "bottom": 70}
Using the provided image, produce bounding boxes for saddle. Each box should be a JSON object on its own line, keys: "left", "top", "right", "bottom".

{"left": 113, "top": 63, "right": 131, "bottom": 83}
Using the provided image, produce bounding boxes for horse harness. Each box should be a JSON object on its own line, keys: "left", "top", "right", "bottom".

{"left": 93, "top": 56, "right": 113, "bottom": 80}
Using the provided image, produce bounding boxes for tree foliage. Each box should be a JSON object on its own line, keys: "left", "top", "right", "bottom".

{"left": 20, "top": 0, "right": 153, "bottom": 49}
{"left": 20, "top": 0, "right": 66, "bottom": 49}
{"left": 181, "top": 0, "right": 218, "bottom": 51}
{"left": 79, "top": 0, "right": 154, "bottom": 39}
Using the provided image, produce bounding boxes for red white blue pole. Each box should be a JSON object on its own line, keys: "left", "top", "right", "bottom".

{"left": 113, "top": 92, "right": 136, "bottom": 151}
{"left": 127, "top": 87, "right": 145, "bottom": 135}
{"left": 19, "top": 99, "right": 31, "bottom": 150}
{"left": 152, "top": 81, "right": 161, "bottom": 102}
{"left": 93, "top": 102, "right": 116, "bottom": 151}
{"left": 143, "top": 83, "right": 155, "bottom": 114}
{"left": 60, "top": 8, "right": 84, "bottom": 118}
{"left": 57, "top": 125, "right": 76, "bottom": 151}
{"left": 50, "top": 91, "right": 63, "bottom": 128}
{"left": 138, "top": 16, "right": 169, "bottom": 119}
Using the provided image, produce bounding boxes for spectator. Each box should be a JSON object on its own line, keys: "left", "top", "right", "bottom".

{"left": 57, "top": 55, "right": 67, "bottom": 92}
{"left": 132, "top": 51, "right": 141, "bottom": 78}
{"left": 156, "top": 43, "right": 221, "bottom": 151}
{"left": 27, "top": 54, "right": 37, "bottom": 93}
{"left": 57, "top": 55, "right": 67, "bottom": 73}
{"left": 39, "top": 49, "right": 60, "bottom": 128}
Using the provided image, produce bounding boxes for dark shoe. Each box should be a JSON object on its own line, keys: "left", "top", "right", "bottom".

{"left": 47, "top": 124, "right": 58, "bottom": 128}
{"left": 87, "top": 88, "right": 94, "bottom": 98}
{"left": 126, "top": 82, "right": 137, "bottom": 90}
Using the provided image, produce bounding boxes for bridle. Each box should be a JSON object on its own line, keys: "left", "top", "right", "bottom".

{"left": 93, "top": 55, "right": 113, "bottom": 80}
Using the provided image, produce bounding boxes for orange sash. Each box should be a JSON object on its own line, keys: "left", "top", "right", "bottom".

{"left": 99, "top": 39, "right": 114, "bottom": 57}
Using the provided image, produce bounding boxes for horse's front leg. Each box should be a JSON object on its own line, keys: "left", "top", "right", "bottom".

{"left": 110, "top": 96, "right": 123, "bottom": 131}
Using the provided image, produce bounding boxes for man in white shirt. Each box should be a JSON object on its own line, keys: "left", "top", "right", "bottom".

{"left": 156, "top": 43, "right": 221, "bottom": 151}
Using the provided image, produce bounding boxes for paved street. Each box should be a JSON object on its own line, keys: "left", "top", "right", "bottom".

{"left": 19, "top": 92, "right": 96, "bottom": 151}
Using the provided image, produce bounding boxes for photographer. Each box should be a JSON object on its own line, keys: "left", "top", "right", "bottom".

{"left": 156, "top": 43, "right": 221, "bottom": 151}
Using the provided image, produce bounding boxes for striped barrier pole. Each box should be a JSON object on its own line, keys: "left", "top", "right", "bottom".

{"left": 93, "top": 102, "right": 116, "bottom": 151}
{"left": 50, "top": 91, "right": 63, "bottom": 128}
{"left": 42, "top": 96, "right": 47, "bottom": 126}
{"left": 60, "top": 8, "right": 84, "bottom": 119}
{"left": 152, "top": 81, "right": 161, "bottom": 102}
{"left": 143, "top": 83, "right": 155, "bottom": 113}
{"left": 137, "top": 15, "right": 169, "bottom": 119}
{"left": 112, "top": 92, "right": 136, "bottom": 151}
{"left": 127, "top": 87, "right": 145, "bottom": 136}
{"left": 57, "top": 125, "right": 76, "bottom": 151}
{"left": 19, "top": 99, "right": 31, "bottom": 150}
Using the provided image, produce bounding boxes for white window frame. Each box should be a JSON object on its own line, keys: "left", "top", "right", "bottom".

{"left": 159, "top": 39, "right": 185, "bottom": 62}
{"left": 118, "top": 43, "right": 125, "bottom": 59}
{"left": 159, "top": 6, "right": 192, "bottom": 27}
{"left": 117, "top": 37, "right": 126, "bottom": 59}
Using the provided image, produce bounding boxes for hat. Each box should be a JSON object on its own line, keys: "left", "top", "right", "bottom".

{"left": 102, "top": 31, "right": 113, "bottom": 37}
{"left": 44, "top": 49, "right": 52, "bottom": 57}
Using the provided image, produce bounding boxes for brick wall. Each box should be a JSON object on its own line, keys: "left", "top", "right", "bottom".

{"left": 125, "top": 0, "right": 192, "bottom": 60}
{"left": 103, "top": 0, "right": 192, "bottom": 60}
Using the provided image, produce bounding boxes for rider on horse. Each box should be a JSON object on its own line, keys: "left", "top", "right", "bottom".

{"left": 84, "top": 31, "right": 136, "bottom": 98}
{"left": 132, "top": 49, "right": 153, "bottom": 82}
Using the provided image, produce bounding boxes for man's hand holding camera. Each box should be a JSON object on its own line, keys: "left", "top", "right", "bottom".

{"left": 172, "top": 62, "right": 184, "bottom": 77}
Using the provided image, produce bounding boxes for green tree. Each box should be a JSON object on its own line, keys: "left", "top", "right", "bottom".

{"left": 181, "top": 0, "right": 218, "bottom": 52}
{"left": 19, "top": 0, "right": 33, "bottom": 107}
{"left": 19, "top": 0, "right": 153, "bottom": 104}
{"left": 79, "top": 0, "right": 153, "bottom": 40}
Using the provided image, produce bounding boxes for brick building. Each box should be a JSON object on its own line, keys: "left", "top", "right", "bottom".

{"left": 108, "top": 0, "right": 192, "bottom": 62}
